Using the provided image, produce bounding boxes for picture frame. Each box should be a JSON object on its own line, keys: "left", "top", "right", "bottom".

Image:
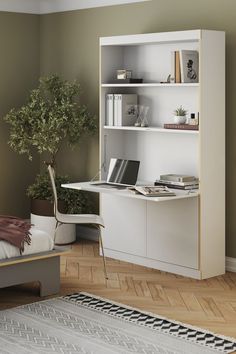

{"left": 180, "top": 50, "right": 199, "bottom": 83}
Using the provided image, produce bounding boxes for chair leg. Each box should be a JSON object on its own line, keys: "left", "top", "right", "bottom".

{"left": 54, "top": 220, "right": 62, "bottom": 244}
{"left": 98, "top": 227, "right": 108, "bottom": 280}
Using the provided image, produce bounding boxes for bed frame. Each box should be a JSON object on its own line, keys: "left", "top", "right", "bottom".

{"left": 0, "top": 249, "right": 66, "bottom": 296}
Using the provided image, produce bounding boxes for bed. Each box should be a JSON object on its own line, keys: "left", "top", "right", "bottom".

{"left": 0, "top": 226, "right": 66, "bottom": 296}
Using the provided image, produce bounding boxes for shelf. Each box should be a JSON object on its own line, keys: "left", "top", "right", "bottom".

{"left": 103, "top": 126, "right": 199, "bottom": 134}
{"left": 101, "top": 83, "right": 199, "bottom": 88}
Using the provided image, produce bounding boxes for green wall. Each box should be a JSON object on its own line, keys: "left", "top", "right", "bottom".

{"left": 39, "top": 0, "right": 236, "bottom": 257}
{"left": 1, "top": 0, "right": 235, "bottom": 257}
{"left": 0, "top": 12, "right": 40, "bottom": 217}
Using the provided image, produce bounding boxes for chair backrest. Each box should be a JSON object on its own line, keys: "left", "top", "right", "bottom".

{"left": 47, "top": 164, "right": 58, "bottom": 217}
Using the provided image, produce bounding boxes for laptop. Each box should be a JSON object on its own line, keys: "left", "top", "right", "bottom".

{"left": 91, "top": 158, "right": 140, "bottom": 189}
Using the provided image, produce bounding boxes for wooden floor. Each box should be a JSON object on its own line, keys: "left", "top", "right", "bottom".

{"left": 0, "top": 239, "right": 236, "bottom": 341}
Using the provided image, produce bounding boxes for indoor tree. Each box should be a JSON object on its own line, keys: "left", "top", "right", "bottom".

{"left": 3, "top": 74, "right": 97, "bottom": 213}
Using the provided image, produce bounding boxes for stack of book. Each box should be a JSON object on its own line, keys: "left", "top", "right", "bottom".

{"left": 155, "top": 174, "right": 199, "bottom": 190}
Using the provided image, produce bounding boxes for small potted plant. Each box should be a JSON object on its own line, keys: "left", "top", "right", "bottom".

{"left": 173, "top": 106, "right": 187, "bottom": 124}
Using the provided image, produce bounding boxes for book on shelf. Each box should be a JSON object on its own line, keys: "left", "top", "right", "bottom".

{"left": 155, "top": 181, "right": 199, "bottom": 190}
{"left": 171, "top": 51, "right": 181, "bottom": 83}
{"left": 164, "top": 123, "right": 199, "bottom": 130}
{"left": 160, "top": 174, "right": 197, "bottom": 183}
{"left": 128, "top": 185, "right": 176, "bottom": 197}
{"left": 114, "top": 94, "right": 137, "bottom": 126}
{"left": 175, "top": 51, "right": 181, "bottom": 83}
{"left": 180, "top": 50, "right": 199, "bottom": 83}
{"left": 106, "top": 94, "right": 114, "bottom": 126}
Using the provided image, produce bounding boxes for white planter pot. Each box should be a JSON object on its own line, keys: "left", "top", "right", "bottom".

{"left": 173, "top": 115, "right": 186, "bottom": 124}
{"left": 31, "top": 213, "right": 76, "bottom": 245}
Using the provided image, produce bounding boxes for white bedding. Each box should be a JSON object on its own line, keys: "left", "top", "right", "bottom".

{"left": 0, "top": 226, "right": 54, "bottom": 260}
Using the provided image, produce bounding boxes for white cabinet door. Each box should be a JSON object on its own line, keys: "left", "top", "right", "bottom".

{"left": 147, "top": 198, "right": 199, "bottom": 269}
{"left": 101, "top": 194, "right": 146, "bottom": 257}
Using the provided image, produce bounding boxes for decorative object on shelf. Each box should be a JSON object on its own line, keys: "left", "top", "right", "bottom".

{"left": 160, "top": 74, "right": 172, "bottom": 84}
{"left": 164, "top": 123, "right": 198, "bottom": 131}
{"left": 117, "top": 69, "right": 132, "bottom": 80}
{"left": 141, "top": 106, "right": 149, "bottom": 127}
{"left": 134, "top": 105, "right": 143, "bottom": 127}
{"left": 173, "top": 105, "right": 187, "bottom": 124}
{"left": 180, "top": 50, "right": 199, "bottom": 83}
{"left": 134, "top": 105, "right": 149, "bottom": 127}
{"left": 189, "top": 112, "right": 199, "bottom": 126}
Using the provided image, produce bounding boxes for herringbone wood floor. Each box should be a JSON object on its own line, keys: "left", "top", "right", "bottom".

{"left": 0, "top": 239, "right": 236, "bottom": 341}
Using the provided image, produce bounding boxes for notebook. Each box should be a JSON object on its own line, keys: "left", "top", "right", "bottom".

{"left": 92, "top": 158, "right": 140, "bottom": 189}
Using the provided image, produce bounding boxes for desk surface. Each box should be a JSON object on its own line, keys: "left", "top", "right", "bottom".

{"left": 62, "top": 181, "right": 199, "bottom": 203}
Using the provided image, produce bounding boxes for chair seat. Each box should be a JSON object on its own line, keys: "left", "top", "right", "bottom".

{"left": 56, "top": 212, "right": 104, "bottom": 227}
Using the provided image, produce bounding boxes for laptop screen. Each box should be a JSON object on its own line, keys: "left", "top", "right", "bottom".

{"left": 107, "top": 158, "right": 140, "bottom": 186}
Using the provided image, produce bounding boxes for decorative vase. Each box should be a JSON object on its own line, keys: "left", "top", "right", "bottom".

{"left": 173, "top": 115, "right": 186, "bottom": 124}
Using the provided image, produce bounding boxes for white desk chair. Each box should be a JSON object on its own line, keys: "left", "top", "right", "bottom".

{"left": 47, "top": 164, "right": 108, "bottom": 279}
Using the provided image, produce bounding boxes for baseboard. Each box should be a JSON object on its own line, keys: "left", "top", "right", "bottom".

{"left": 226, "top": 257, "right": 236, "bottom": 272}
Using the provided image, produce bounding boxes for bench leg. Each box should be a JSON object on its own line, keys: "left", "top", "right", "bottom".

{"left": 39, "top": 257, "right": 60, "bottom": 296}
{"left": 0, "top": 256, "right": 61, "bottom": 297}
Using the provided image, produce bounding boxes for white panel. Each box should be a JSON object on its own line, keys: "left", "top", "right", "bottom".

{"left": 199, "top": 30, "right": 225, "bottom": 278}
{"left": 147, "top": 198, "right": 199, "bottom": 269}
{"left": 101, "top": 194, "right": 146, "bottom": 257}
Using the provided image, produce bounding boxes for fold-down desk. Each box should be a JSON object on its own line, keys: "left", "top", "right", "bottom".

{"left": 62, "top": 182, "right": 201, "bottom": 279}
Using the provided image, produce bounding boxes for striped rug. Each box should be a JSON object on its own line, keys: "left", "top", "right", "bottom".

{"left": 0, "top": 292, "right": 235, "bottom": 353}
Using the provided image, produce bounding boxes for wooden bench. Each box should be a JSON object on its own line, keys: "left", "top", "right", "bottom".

{"left": 0, "top": 249, "right": 67, "bottom": 296}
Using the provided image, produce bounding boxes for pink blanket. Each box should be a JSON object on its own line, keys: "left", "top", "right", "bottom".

{"left": 0, "top": 216, "right": 31, "bottom": 254}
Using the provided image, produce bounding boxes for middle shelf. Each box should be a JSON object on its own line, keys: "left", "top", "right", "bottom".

{"left": 103, "top": 125, "right": 199, "bottom": 134}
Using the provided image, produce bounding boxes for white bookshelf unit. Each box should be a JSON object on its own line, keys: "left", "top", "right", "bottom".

{"left": 98, "top": 29, "right": 225, "bottom": 279}
{"left": 65, "top": 30, "right": 225, "bottom": 279}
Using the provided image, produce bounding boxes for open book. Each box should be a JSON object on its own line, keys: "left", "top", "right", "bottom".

{"left": 128, "top": 186, "right": 176, "bottom": 197}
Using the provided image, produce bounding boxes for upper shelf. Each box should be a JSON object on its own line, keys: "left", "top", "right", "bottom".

{"left": 103, "top": 126, "right": 199, "bottom": 134}
{"left": 101, "top": 83, "right": 199, "bottom": 88}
